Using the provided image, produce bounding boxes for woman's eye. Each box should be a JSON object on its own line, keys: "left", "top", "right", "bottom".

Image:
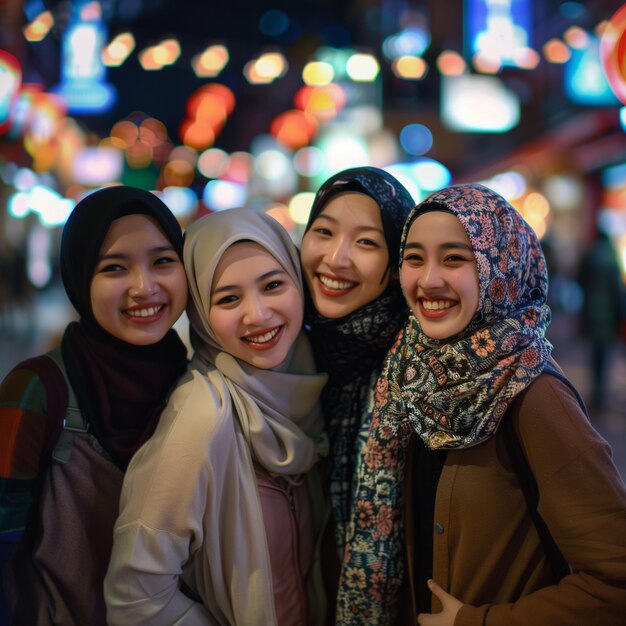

{"left": 358, "top": 238, "right": 379, "bottom": 247}
{"left": 313, "top": 227, "right": 332, "bottom": 236}
{"left": 403, "top": 253, "right": 422, "bottom": 264}
{"left": 445, "top": 254, "right": 472, "bottom": 264}
{"left": 99, "top": 263, "right": 124, "bottom": 273}
{"left": 154, "top": 255, "right": 178, "bottom": 266}
{"left": 266, "top": 280, "right": 283, "bottom": 291}
{"left": 215, "top": 294, "right": 237, "bottom": 305}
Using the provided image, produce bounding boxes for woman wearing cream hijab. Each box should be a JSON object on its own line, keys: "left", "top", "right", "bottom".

{"left": 104, "top": 208, "right": 328, "bottom": 626}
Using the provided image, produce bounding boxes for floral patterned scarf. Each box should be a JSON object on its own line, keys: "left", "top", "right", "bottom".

{"left": 336, "top": 183, "right": 553, "bottom": 624}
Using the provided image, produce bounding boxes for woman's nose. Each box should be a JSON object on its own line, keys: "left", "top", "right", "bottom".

{"left": 326, "top": 238, "right": 351, "bottom": 268}
{"left": 242, "top": 295, "right": 271, "bottom": 325}
{"left": 129, "top": 268, "right": 158, "bottom": 298}
{"left": 420, "top": 262, "right": 444, "bottom": 289}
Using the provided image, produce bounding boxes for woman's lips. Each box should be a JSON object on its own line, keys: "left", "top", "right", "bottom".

{"left": 123, "top": 304, "right": 166, "bottom": 323}
{"left": 316, "top": 274, "right": 357, "bottom": 297}
{"left": 241, "top": 325, "right": 284, "bottom": 350}
{"left": 418, "top": 298, "right": 456, "bottom": 319}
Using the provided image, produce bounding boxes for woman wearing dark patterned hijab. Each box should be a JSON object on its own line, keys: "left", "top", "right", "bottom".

{"left": 338, "top": 183, "right": 626, "bottom": 625}
{"left": 300, "top": 166, "right": 414, "bottom": 553}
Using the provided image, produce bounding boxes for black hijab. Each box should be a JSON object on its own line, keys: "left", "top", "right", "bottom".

{"left": 302, "top": 166, "right": 415, "bottom": 548}
{"left": 59, "top": 186, "right": 188, "bottom": 470}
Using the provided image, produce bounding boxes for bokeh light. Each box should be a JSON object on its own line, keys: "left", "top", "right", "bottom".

{"left": 399, "top": 123, "right": 433, "bottom": 156}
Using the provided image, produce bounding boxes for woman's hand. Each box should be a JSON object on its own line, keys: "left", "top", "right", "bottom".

{"left": 417, "top": 579, "right": 463, "bottom": 626}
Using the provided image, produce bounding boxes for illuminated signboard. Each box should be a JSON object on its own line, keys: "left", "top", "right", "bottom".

{"left": 53, "top": 5, "right": 116, "bottom": 113}
{"left": 565, "top": 36, "right": 620, "bottom": 106}
{"left": 464, "top": 0, "right": 532, "bottom": 67}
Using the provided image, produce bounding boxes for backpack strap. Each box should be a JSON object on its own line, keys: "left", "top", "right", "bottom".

{"left": 541, "top": 360, "right": 589, "bottom": 419}
{"left": 502, "top": 361, "right": 587, "bottom": 581}
{"left": 43, "top": 348, "right": 89, "bottom": 464}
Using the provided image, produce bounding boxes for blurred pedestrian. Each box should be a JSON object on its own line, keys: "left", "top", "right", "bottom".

{"left": 578, "top": 228, "right": 625, "bottom": 410}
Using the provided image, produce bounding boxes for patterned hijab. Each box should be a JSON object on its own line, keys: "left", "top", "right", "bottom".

{"left": 59, "top": 186, "right": 188, "bottom": 470}
{"left": 303, "top": 166, "right": 414, "bottom": 549}
{"left": 336, "top": 183, "right": 553, "bottom": 624}
{"left": 184, "top": 208, "right": 327, "bottom": 476}
{"left": 398, "top": 183, "right": 553, "bottom": 447}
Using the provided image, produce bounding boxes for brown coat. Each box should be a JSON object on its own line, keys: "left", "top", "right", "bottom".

{"left": 403, "top": 373, "right": 626, "bottom": 625}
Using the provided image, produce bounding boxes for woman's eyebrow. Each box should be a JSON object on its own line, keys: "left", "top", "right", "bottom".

{"left": 404, "top": 241, "right": 473, "bottom": 252}
{"left": 212, "top": 268, "right": 285, "bottom": 294}
{"left": 98, "top": 245, "right": 176, "bottom": 261}
{"left": 315, "top": 212, "right": 384, "bottom": 235}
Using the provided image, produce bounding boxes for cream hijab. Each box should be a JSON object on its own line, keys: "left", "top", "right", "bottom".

{"left": 184, "top": 208, "right": 327, "bottom": 474}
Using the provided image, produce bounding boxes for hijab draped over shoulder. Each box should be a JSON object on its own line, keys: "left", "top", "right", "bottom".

{"left": 303, "top": 166, "right": 414, "bottom": 549}
{"left": 60, "top": 185, "right": 188, "bottom": 470}
{"left": 336, "top": 183, "right": 553, "bottom": 624}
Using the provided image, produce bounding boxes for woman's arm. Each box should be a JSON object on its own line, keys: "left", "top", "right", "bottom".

{"left": 105, "top": 522, "right": 215, "bottom": 625}
{"left": 104, "top": 376, "right": 216, "bottom": 625}
{"left": 448, "top": 375, "right": 626, "bottom": 626}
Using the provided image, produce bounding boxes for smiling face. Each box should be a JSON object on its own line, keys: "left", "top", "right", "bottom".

{"left": 300, "top": 192, "right": 391, "bottom": 319}
{"left": 90, "top": 214, "right": 188, "bottom": 345}
{"left": 208, "top": 241, "right": 303, "bottom": 369}
{"left": 400, "top": 210, "right": 480, "bottom": 340}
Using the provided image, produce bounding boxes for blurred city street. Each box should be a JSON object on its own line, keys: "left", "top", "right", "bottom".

{"left": 1, "top": 282, "right": 625, "bottom": 482}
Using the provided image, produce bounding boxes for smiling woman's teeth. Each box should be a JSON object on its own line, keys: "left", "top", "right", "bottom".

{"left": 319, "top": 275, "right": 355, "bottom": 290}
{"left": 422, "top": 300, "right": 453, "bottom": 311}
{"left": 126, "top": 305, "right": 162, "bottom": 317}
{"left": 245, "top": 327, "right": 280, "bottom": 344}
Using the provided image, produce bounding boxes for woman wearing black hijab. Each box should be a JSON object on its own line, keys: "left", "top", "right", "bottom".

{"left": 0, "top": 186, "right": 189, "bottom": 625}
{"left": 299, "top": 167, "right": 415, "bottom": 605}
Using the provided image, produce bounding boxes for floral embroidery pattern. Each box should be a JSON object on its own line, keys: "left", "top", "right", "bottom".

{"left": 471, "top": 329, "right": 496, "bottom": 357}
{"left": 335, "top": 329, "right": 412, "bottom": 624}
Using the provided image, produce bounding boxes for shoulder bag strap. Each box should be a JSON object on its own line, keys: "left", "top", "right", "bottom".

{"left": 503, "top": 362, "right": 587, "bottom": 581}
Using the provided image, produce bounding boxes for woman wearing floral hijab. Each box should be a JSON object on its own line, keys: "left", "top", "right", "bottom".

{"left": 300, "top": 166, "right": 414, "bottom": 556}
{"left": 338, "top": 183, "right": 626, "bottom": 625}
{"left": 105, "top": 208, "right": 328, "bottom": 626}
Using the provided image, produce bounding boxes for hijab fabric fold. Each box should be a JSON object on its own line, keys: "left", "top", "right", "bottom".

{"left": 304, "top": 166, "right": 414, "bottom": 550}
{"left": 336, "top": 183, "right": 553, "bottom": 624}
{"left": 59, "top": 186, "right": 188, "bottom": 470}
